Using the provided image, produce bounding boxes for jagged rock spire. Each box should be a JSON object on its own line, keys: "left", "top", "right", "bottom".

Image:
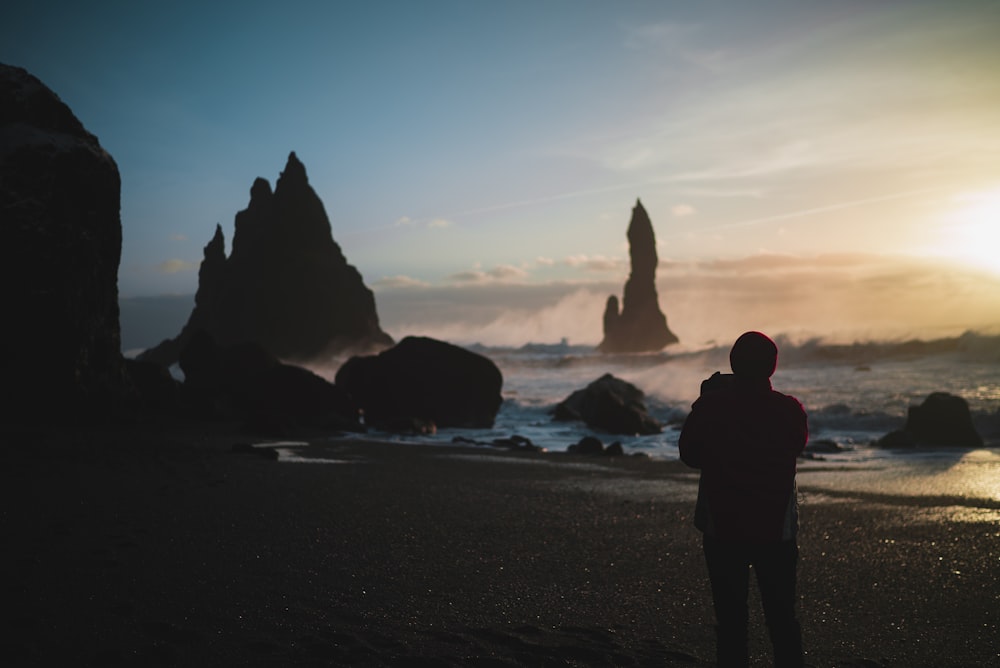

{"left": 140, "top": 153, "right": 393, "bottom": 365}
{"left": 276, "top": 151, "right": 307, "bottom": 190}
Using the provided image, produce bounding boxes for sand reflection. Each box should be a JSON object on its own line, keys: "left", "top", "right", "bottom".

{"left": 798, "top": 447, "right": 1000, "bottom": 523}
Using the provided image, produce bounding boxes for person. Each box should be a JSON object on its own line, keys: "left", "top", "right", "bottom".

{"left": 679, "top": 331, "right": 808, "bottom": 667}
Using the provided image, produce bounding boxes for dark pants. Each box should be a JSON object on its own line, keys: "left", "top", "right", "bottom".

{"left": 703, "top": 535, "right": 803, "bottom": 668}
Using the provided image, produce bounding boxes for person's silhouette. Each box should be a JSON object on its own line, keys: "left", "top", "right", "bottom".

{"left": 680, "top": 331, "right": 807, "bottom": 667}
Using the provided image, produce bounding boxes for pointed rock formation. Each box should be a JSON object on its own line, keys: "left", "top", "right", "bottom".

{"left": 1, "top": 63, "right": 128, "bottom": 421}
{"left": 141, "top": 152, "right": 394, "bottom": 366}
{"left": 598, "top": 200, "right": 678, "bottom": 353}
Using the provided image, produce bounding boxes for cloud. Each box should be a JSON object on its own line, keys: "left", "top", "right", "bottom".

{"left": 623, "top": 21, "right": 695, "bottom": 52}
{"left": 381, "top": 287, "right": 608, "bottom": 347}
{"left": 169, "top": 233, "right": 188, "bottom": 242}
{"left": 393, "top": 216, "right": 454, "bottom": 230}
{"left": 655, "top": 252, "right": 1000, "bottom": 345}
{"left": 535, "top": 256, "right": 555, "bottom": 267}
{"left": 447, "top": 264, "right": 529, "bottom": 284}
{"left": 623, "top": 21, "right": 735, "bottom": 73}
{"left": 578, "top": 12, "right": 1000, "bottom": 190}
{"left": 448, "top": 271, "right": 487, "bottom": 283}
{"left": 564, "top": 254, "right": 626, "bottom": 272}
{"left": 671, "top": 204, "right": 696, "bottom": 217}
{"left": 372, "top": 253, "right": 1000, "bottom": 351}
{"left": 490, "top": 264, "right": 529, "bottom": 280}
{"left": 696, "top": 253, "right": 813, "bottom": 274}
{"left": 684, "top": 252, "right": 906, "bottom": 277}
{"left": 373, "top": 274, "right": 430, "bottom": 289}
{"left": 680, "top": 48, "right": 734, "bottom": 73}
{"left": 702, "top": 188, "right": 941, "bottom": 232}
{"left": 155, "top": 259, "right": 198, "bottom": 274}
{"left": 673, "top": 140, "right": 822, "bottom": 182}
{"left": 419, "top": 178, "right": 676, "bottom": 228}
{"left": 676, "top": 186, "right": 764, "bottom": 199}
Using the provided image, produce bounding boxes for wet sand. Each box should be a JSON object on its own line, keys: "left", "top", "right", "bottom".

{"left": 1, "top": 423, "right": 998, "bottom": 667}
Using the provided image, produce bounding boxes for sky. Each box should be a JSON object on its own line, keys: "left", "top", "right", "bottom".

{"left": 5, "top": 1, "right": 1000, "bottom": 347}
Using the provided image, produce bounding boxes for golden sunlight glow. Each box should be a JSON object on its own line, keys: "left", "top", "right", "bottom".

{"left": 945, "top": 188, "right": 1000, "bottom": 273}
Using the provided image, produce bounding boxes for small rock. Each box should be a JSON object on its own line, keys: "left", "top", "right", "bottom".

{"left": 568, "top": 436, "right": 605, "bottom": 455}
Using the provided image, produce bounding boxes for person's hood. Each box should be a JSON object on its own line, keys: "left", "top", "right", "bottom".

{"left": 729, "top": 331, "right": 778, "bottom": 379}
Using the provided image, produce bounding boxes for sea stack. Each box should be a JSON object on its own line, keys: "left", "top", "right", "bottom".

{"left": 598, "top": 199, "right": 678, "bottom": 353}
{"left": 1, "top": 63, "right": 128, "bottom": 421}
{"left": 141, "top": 152, "right": 393, "bottom": 365}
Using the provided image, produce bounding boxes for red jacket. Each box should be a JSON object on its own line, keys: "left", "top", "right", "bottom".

{"left": 679, "top": 376, "right": 808, "bottom": 542}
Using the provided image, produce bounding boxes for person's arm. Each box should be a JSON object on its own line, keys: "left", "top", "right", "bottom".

{"left": 797, "top": 405, "right": 808, "bottom": 456}
{"left": 786, "top": 397, "right": 808, "bottom": 457}
{"left": 678, "top": 398, "right": 707, "bottom": 468}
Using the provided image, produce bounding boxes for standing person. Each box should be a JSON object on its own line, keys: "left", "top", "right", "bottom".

{"left": 679, "top": 331, "right": 808, "bottom": 667}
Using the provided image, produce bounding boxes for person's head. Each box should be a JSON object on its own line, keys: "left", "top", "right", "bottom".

{"left": 729, "top": 331, "right": 778, "bottom": 379}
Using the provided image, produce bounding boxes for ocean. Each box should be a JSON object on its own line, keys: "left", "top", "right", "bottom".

{"left": 128, "top": 311, "right": 1000, "bottom": 503}
{"left": 342, "top": 332, "right": 999, "bottom": 456}
{"left": 309, "top": 332, "right": 1000, "bottom": 504}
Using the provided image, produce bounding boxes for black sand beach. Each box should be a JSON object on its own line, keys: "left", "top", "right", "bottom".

{"left": 2, "top": 424, "right": 998, "bottom": 667}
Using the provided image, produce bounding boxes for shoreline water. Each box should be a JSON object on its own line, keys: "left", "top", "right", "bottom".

{"left": 132, "top": 330, "right": 1000, "bottom": 458}
{"left": 271, "top": 435, "right": 1000, "bottom": 516}
{"left": 293, "top": 330, "right": 1000, "bottom": 462}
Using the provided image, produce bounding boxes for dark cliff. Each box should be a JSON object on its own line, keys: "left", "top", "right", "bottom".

{"left": 1, "top": 63, "right": 128, "bottom": 421}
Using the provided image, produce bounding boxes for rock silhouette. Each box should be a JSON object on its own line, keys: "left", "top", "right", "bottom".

{"left": 1, "top": 63, "right": 128, "bottom": 421}
{"left": 141, "top": 153, "right": 393, "bottom": 366}
{"left": 598, "top": 200, "right": 678, "bottom": 353}
{"left": 178, "top": 330, "right": 360, "bottom": 434}
{"left": 552, "top": 373, "right": 663, "bottom": 436}
{"left": 878, "top": 392, "right": 983, "bottom": 447}
{"left": 335, "top": 336, "right": 504, "bottom": 431}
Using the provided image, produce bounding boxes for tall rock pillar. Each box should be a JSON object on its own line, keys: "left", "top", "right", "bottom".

{"left": 598, "top": 199, "right": 678, "bottom": 353}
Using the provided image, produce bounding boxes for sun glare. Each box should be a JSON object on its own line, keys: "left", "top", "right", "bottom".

{"left": 945, "top": 188, "right": 1000, "bottom": 273}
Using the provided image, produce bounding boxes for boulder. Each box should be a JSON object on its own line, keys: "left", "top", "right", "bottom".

{"left": 243, "top": 363, "right": 360, "bottom": 435}
{"left": 567, "top": 436, "right": 605, "bottom": 455}
{"left": 1, "top": 63, "right": 128, "bottom": 422}
{"left": 335, "top": 336, "right": 503, "bottom": 430}
{"left": 179, "top": 330, "right": 360, "bottom": 432}
{"left": 605, "top": 441, "right": 625, "bottom": 456}
{"left": 598, "top": 200, "right": 678, "bottom": 353}
{"left": 490, "top": 435, "right": 540, "bottom": 452}
{"left": 141, "top": 152, "right": 393, "bottom": 366}
{"left": 878, "top": 392, "right": 983, "bottom": 447}
{"left": 451, "top": 435, "right": 540, "bottom": 452}
{"left": 124, "top": 359, "right": 181, "bottom": 413}
{"left": 381, "top": 416, "right": 437, "bottom": 436}
{"left": 804, "top": 438, "right": 846, "bottom": 454}
{"left": 180, "top": 330, "right": 279, "bottom": 399}
{"left": 565, "top": 437, "right": 626, "bottom": 456}
{"left": 552, "top": 374, "right": 663, "bottom": 435}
